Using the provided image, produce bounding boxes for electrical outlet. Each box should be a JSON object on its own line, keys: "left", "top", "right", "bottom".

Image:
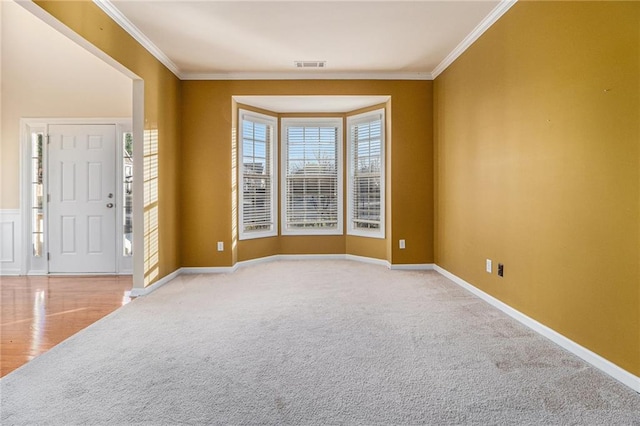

{"left": 217, "top": 241, "right": 224, "bottom": 252}
{"left": 498, "top": 263, "right": 504, "bottom": 277}
{"left": 486, "top": 259, "right": 492, "bottom": 273}
{"left": 399, "top": 239, "right": 406, "bottom": 249}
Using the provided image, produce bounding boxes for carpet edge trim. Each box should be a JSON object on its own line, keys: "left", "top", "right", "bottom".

{"left": 434, "top": 265, "right": 640, "bottom": 394}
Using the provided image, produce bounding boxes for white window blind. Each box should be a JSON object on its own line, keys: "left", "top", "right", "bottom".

{"left": 347, "top": 109, "right": 385, "bottom": 238}
{"left": 282, "top": 118, "right": 343, "bottom": 235}
{"left": 239, "top": 111, "right": 277, "bottom": 239}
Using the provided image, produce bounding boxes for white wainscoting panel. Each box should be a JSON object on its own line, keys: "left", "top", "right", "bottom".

{"left": 0, "top": 210, "right": 22, "bottom": 275}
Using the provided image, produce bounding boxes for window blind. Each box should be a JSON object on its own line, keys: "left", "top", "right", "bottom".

{"left": 348, "top": 110, "right": 384, "bottom": 237}
{"left": 283, "top": 122, "right": 341, "bottom": 233}
{"left": 240, "top": 113, "right": 276, "bottom": 238}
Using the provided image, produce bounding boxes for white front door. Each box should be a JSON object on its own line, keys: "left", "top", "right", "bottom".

{"left": 48, "top": 124, "right": 117, "bottom": 273}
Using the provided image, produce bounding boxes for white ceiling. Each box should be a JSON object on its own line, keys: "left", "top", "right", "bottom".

{"left": 99, "top": 0, "right": 516, "bottom": 80}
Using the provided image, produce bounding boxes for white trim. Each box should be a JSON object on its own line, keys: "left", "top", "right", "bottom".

{"left": 241, "top": 254, "right": 350, "bottom": 270}
{"left": 129, "top": 267, "right": 181, "bottom": 297}
{"left": 180, "top": 266, "right": 237, "bottom": 275}
{"left": 92, "top": 0, "right": 180, "bottom": 78}
{"left": 131, "top": 81, "right": 145, "bottom": 290}
{"left": 144, "top": 254, "right": 393, "bottom": 295}
{"left": 431, "top": 0, "right": 518, "bottom": 78}
{"left": 271, "top": 254, "right": 346, "bottom": 262}
{"left": 181, "top": 72, "right": 433, "bottom": 81}
{"left": 40, "top": 0, "right": 510, "bottom": 82}
{"left": 434, "top": 265, "right": 640, "bottom": 394}
{"left": 46, "top": 272, "right": 132, "bottom": 277}
{"left": 0, "top": 210, "right": 22, "bottom": 275}
{"left": 238, "top": 110, "right": 278, "bottom": 240}
{"left": 390, "top": 263, "right": 434, "bottom": 271}
{"left": 234, "top": 255, "right": 280, "bottom": 269}
{"left": 19, "top": 117, "right": 131, "bottom": 125}
{"left": 116, "top": 125, "right": 133, "bottom": 274}
{"left": 93, "top": 2, "right": 435, "bottom": 82}
{"left": 13, "top": 2, "right": 145, "bottom": 285}
{"left": 281, "top": 117, "right": 344, "bottom": 236}
{"left": 346, "top": 108, "right": 386, "bottom": 239}
{"left": 345, "top": 254, "right": 390, "bottom": 268}
{"left": 75, "top": 0, "right": 508, "bottom": 82}
{"left": 152, "top": 255, "right": 436, "bottom": 291}
{"left": 20, "top": 118, "right": 132, "bottom": 276}
{"left": 20, "top": 121, "right": 48, "bottom": 275}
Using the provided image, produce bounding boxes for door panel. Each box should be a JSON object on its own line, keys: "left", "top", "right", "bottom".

{"left": 48, "top": 125, "right": 116, "bottom": 273}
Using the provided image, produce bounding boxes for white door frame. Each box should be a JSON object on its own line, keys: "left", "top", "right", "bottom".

{"left": 17, "top": 1, "right": 145, "bottom": 288}
{"left": 20, "top": 118, "right": 132, "bottom": 275}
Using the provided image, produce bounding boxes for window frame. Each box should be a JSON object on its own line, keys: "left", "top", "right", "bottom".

{"left": 280, "top": 117, "right": 344, "bottom": 236}
{"left": 238, "top": 109, "right": 278, "bottom": 240}
{"left": 347, "top": 108, "right": 386, "bottom": 239}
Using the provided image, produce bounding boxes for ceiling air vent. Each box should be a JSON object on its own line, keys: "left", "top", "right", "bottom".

{"left": 295, "top": 61, "right": 327, "bottom": 69}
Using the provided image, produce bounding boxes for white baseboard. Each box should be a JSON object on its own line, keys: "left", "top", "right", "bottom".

{"left": 390, "top": 263, "right": 434, "bottom": 271}
{"left": 0, "top": 267, "right": 21, "bottom": 276}
{"left": 236, "top": 254, "right": 390, "bottom": 269}
{"left": 130, "top": 268, "right": 181, "bottom": 297}
{"left": 345, "top": 254, "right": 390, "bottom": 268}
{"left": 277, "top": 254, "right": 347, "bottom": 262}
{"left": 181, "top": 266, "right": 236, "bottom": 274}
{"left": 142, "top": 254, "right": 396, "bottom": 295}
{"left": 434, "top": 265, "right": 640, "bottom": 394}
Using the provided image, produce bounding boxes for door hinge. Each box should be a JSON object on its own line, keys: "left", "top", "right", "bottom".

{"left": 46, "top": 134, "right": 50, "bottom": 144}
{"left": 47, "top": 252, "right": 50, "bottom": 261}
{"left": 47, "top": 194, "right": 51, "bottom": 202}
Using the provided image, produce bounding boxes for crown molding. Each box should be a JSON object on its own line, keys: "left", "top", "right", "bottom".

{"left": 180, "top": 71, "right": 433, "bottom": 81}
{"left": 93, "top": 0, "right": 181, "bottom": 78}
{"left": 93, "top": 0, "right": 515, "bottom": 82}
{"left": 431, "top": 0, "right": 517, "bottom": 79}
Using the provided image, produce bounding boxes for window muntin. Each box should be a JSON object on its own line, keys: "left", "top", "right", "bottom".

{"left": 347, "top": 109, "right": 385, "bottom": 238}
{"left": 281, "top": 118, "right": 343, "bottom": 235}
{"left": 239, "top": 110, "right": 277, "bottom": 239}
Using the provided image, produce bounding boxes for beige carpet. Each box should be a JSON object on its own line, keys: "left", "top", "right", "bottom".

{"left": 2, "top": 260, "right": 639, "bottom": 425}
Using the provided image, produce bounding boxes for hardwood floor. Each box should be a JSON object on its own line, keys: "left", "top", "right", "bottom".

{"left": 1, "top": 275, "right": 132, "bottom": 377}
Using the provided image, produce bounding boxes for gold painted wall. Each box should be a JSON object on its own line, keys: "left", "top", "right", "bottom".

{"left": 434, "top": 1, "right": 639, "bottom": 375}
{"left": 181, "top": 80, "right": 433, "bottom": 267}
{"left": 35, "top": 1, "right": 182, "bottom": 284}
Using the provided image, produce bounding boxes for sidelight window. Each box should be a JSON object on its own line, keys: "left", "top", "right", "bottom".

{"left": 31, "top": 132, "right": 45, "bottom": 256}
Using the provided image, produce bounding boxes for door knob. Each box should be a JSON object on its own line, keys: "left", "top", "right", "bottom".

{"left": 106, "top": 203, "right": 114, "bottom": 208}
